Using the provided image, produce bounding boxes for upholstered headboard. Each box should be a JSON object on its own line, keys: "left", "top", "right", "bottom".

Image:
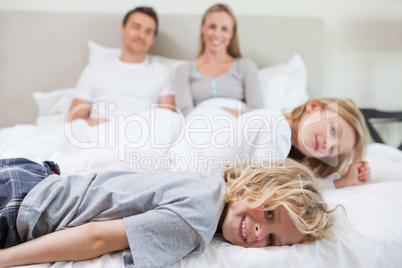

{"left": 0, "top": 11, "right": 324, "bottom": 127}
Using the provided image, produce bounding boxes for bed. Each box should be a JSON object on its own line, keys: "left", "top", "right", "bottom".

{"left": 1, "top": 10, "right": 402, "bottom": 268}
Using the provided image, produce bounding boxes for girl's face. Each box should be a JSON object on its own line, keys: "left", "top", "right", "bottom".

{"left": 201, "top": 11, "right": 234, "bottom": 54}
{"left": 296, "top": 101, "right": 356, "bottom": 159}
{"left": 221, "top": 201, "right": 305, "bottom": 248}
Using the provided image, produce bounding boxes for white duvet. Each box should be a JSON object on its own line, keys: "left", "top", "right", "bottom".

{"left": 1, "top": 108, "right": 402, "bottom": 268}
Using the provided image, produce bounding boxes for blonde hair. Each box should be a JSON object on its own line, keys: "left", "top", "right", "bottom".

{"left": 197, "top": 3, "right": 242, "bottom": 58}
{"left": 288, "top": 98, "right": 369, "bottom": 177}
{"left": 223, "top": 158, "right": 335, "bottom": 244}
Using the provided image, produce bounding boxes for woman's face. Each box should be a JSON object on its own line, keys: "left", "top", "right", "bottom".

{"left": 221, "top": 201, "right": 305, "bottom": 248}
{"left": 201, "top": 11, "right": 234, "bottom": 54}
{"left": 296, "top": 101, "right": 356, "bottom": 159}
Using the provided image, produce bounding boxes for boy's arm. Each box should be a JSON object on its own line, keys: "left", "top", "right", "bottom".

{"left": 0, "top": 219, "right": 128, "bottom": 267}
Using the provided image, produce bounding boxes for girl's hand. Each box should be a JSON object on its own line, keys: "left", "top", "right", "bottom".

{"left": 356, "top": 161, "right": 371, "bottom": 183}
{"left": 334, "top": 161, "right": 371, "bottom": 188}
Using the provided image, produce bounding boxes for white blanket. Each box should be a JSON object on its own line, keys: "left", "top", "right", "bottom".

{"left": 1, "top": 114, "right": 402, "bottom": 268}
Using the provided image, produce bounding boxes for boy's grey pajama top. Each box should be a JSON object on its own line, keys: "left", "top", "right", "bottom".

{"left": 16, "top": 169, "right": 226, "bottom": 268}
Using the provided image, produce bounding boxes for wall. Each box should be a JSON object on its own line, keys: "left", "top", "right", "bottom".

{"left": 1, "top": 0, "right": 401, "bottom": 118}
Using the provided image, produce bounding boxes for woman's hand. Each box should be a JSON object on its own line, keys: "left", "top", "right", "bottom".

{"left": 221, "top": 107, "right": 245, "bottom": 117}
{"left": 334, "top": 161, "right": 371, "bottom": 188}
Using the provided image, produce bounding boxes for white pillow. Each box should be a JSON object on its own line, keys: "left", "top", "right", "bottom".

{"left": 32, "top": 88, "right": 75, "bottom": 126}
{"left": 150, "top": 54, "right": 187, "bottom": 72}
{"left": 88, "top": 40, "right": 120, "bottom": 65}
{"left": 259, "top": 54, "right": 309, "bottom": 112}
{"left": 87, "top": 40, "right": 186, "bottom": 71}
{"left": 32, "top": 88, "right": 74, "bottom": 116}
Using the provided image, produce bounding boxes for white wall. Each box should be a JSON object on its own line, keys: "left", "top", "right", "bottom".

{"left": 1, "top": 0, "right": 402, "bottom": 110}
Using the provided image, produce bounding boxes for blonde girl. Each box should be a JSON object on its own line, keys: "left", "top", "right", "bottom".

{"left": 285, "top": 98, "right": 370, "bottom": 188}
{"left": 217, "top": 98, "right": 370, "bottom": 189}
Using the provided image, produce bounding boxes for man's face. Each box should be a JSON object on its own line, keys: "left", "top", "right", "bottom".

{"left": 120, "top": 12, "right": 156, "bottom": 56}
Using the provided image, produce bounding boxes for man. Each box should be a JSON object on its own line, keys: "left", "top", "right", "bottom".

{"left": 67, "top": 7, "right": 175, "bottom": 126}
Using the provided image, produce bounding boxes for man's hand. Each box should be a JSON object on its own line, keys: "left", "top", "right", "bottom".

{"left": 66, "top": 99, "right": 107, "bottom": 126}
{"left": 158, "top": 95, "right": 176, "bottom": 112}
{"left": 86, "top": 117, "right": 108, "bottom": 126}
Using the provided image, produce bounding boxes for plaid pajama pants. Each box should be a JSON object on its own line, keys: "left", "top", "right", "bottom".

{"left": 0, "top": 158, "right": 60, "bottom": 248}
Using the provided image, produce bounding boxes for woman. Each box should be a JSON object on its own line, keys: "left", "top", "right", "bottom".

{"left": 174, "top": 3, "right": 263, "bottom": 115}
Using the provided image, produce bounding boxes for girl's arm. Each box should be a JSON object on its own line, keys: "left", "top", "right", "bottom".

{"left": 0, "top": 219, "right": 128, "bottom": 267}
{"left": 334, "top": 161, "right": 371, "bottom": 188}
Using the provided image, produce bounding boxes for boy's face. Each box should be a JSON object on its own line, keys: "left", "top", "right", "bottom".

{"left": 221, "top": 201, "right": 305, "bottom": 247}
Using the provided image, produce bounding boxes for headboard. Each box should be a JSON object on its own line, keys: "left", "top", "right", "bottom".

{"left": 0, "top": 11, "right": 324, "bottom": 128}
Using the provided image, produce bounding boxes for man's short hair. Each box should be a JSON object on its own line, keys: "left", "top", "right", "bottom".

{"left": 122, "top": 7, "right": 159, "bottom": 36}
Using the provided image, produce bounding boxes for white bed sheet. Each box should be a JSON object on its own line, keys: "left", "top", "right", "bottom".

{"left": 1, "top": 118, "right": 401, "bottom": 268}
